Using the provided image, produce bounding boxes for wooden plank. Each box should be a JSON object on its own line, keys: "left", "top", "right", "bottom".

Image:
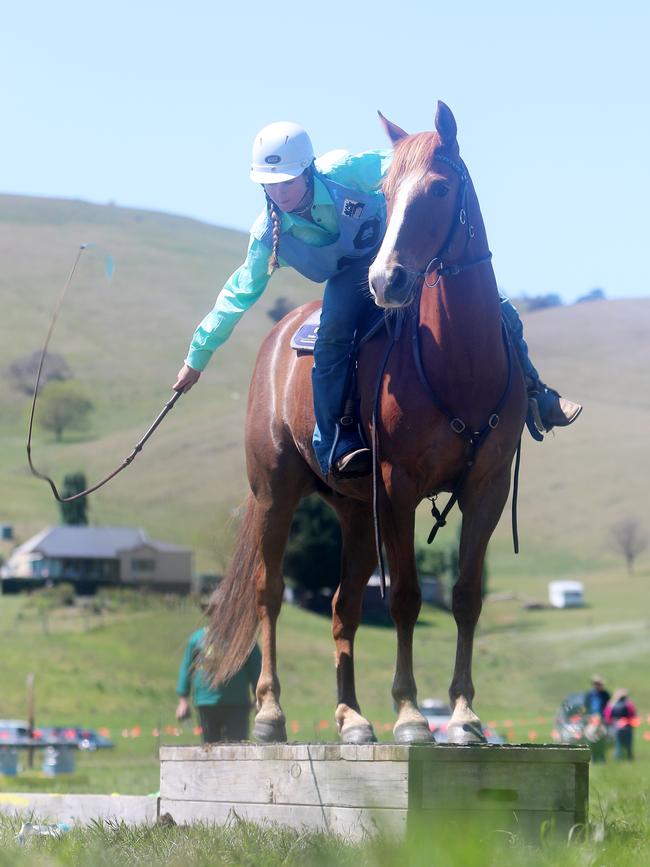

{"left": 160, "top": 758, "right": 409, "bottom": 809}
{"left": 158, "top": 798, "right": 407, "bottom": 841}
{"left": 160, "top": 743, "right": 408, "bottom": 762}
{"left": 160, "top": 742, "right": 589, "bottom": 765}
{"left": 0, "top": 793, "right": 157, "bottom": 826}
{"left": 409, "top": 744, "right": 591, "bottom": 764}
{"left": 574, "top": 762, "right": 589, "bottom": 826}
{"left": 418, "top": 760, "right": 575, "bottom": 812}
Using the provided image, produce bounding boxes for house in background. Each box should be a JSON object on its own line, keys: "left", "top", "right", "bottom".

{"left": 1, "top": 526, "right": 193, "bottom": 594}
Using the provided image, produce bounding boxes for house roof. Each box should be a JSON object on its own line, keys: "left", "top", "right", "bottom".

{"left": 10, "top": 526, "right": 191, "bottom": 559}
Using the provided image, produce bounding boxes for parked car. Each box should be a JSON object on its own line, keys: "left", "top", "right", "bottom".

{"left": 0, "top": 719, "right": 31, "bottom": 745}
{"left": 35, "top": 726, "right": 114, "bottom": 751}
{"left": 420, "top": 699, "right": 504, "bottom": 744}
{"left": 553, "top": 692, "right": 610, "bottom": 760}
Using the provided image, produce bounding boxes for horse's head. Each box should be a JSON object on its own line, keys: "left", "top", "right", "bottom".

{"left": 369, "top": 101, "right": 467, "bottom": 308}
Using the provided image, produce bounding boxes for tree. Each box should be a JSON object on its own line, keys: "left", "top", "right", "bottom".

{"left": 415, "top": 544, "right": 447, "bottom": 578}
{"left": 59, "top": 473, "right": 89, "bottom": 525}
{"left": 37, "top": 381, "right": 94, "bottom": 441}
{"left": 610, "top": 517, "right": 648, "bottom": 575}
{"left": 8, "top": 350, "right": 72, "bottom": 396}
{"left": 283, "top": 495, "right": 341, "bottom": 598}
{"left": 576, "top": 288, "right": 606, "bottom": 304}
{"left": 524, "top": 293, "right": 564, "bottom": 312}
{"left": 267, "top": 297, "right": 295, "bottom": 323}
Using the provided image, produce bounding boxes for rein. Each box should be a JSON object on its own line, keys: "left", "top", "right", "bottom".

{"left": 26, "top": 245, "right": 183, "bottom": 504}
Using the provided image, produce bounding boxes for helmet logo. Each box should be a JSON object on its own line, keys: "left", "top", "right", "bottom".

{"left": 265, "top": 155, "right": 282, "bottom": 165}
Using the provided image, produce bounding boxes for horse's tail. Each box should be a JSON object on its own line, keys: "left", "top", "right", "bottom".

{"left": 204, "top": 493, "right": 261, "bottom": 685}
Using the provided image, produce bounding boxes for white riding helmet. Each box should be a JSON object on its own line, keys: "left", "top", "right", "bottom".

{"left": 250, "top": 121, "right": 315, "bottom": 184}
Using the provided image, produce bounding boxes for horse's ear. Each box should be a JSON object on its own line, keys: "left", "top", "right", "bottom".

{"left": 434, "top": 101, "right": 457, "bottom": 146}
{"left": 377, "top": 111, "right": 408, "bottom": 144}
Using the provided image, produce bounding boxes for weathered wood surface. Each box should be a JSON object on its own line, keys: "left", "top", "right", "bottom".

{"left": 160, "top": 743, "right": 405, "bottom": 762}
{"left": 159, "top": 742, "right": 590, "bottom": 840}
{"left": 160, "top": 758, "right": 409, "bottom": 808}
{"left": 159, "top": 742, "right": 591, "bottom": 764}
{"left": 420, "top": 761, "right": 575, "bottom": 811}
{"left": 158, "top": 799, "right": 408, "bottom": 838}
{"left": 0, "top": 793, "right": 157, "bottom": 825}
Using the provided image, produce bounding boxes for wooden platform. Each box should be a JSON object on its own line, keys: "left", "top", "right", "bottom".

{"left": 160, "top": 742, "right": 590, "bottom": 840}
{"left": 0, "top": 792, "right": 157, "bottom": 825}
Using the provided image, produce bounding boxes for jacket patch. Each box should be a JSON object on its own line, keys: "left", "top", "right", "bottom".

{"left": 342, "top": 199, "right": 365, "bottom": 219}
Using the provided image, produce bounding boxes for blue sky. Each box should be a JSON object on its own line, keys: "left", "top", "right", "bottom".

{"left": 3, "top": 1, "right": 648, "bottom": 301}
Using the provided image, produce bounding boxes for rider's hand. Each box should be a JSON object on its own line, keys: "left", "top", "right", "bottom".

{"left": 175, "top": 697, "right": 191, "bottom": 721}
{"left": 174, "top": 364, "right": 201, "bottom": 393}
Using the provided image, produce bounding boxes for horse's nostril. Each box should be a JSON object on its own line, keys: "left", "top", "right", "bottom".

{"left": 391, "top": 265, "right": 408, "bottom": 294}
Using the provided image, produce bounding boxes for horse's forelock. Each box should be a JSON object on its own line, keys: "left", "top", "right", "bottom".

{"left": 383, "top": 132, "right": 452, "bottom": 204}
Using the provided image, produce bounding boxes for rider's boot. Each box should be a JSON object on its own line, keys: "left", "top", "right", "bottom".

{"left": 312, "top": 361, "right": 372, "bottom": 480}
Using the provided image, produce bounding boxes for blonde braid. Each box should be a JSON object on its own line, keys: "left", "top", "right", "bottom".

{"left": 267, "top": 197, "right": 281, "bottom": 276}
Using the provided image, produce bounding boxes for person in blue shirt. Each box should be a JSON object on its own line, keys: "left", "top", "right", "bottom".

{"left": 176, "top": 623, "right": 261, "bottom": 743}
{"left": 584, "top": 675, "right": 611, "bottom": 716}
{"left": 173, "top": 121, "right": 581, "bottom": 478}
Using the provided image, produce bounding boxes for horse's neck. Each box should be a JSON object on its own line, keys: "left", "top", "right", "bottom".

{"left": 417, "top": 195, "right": 506, "bottom": 416}
{"left": 421, "top": 269, "right": 502, "bottom": 364}
{"left": 427, "top": 178, "right": 501, "bottom": 365}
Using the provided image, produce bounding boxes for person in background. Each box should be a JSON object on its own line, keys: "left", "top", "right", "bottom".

{"left": 604, "top": 688, "right": 637, "bottom": 761}
{"left": 584, "top": 675, "right": 611, "bottom": 716}
{"left": 176, "top": 616, "right": 261, "bottom": 743}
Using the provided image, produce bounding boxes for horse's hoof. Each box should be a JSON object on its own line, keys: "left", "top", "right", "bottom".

{"left": 394, "top": 723, "right": 435, "bottom": 745}
{"left": 340, "top": 725, "right": 377, "bottom": 745}
{"left": 252, "top": 719, "right": 287, "bottom": 743}
{"left": 446, "top": 721, "right": 487, "bottom": 745}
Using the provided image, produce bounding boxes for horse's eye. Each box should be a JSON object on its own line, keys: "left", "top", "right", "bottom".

{"left": 431, "top": 183, "right": 449, "bottom": 198}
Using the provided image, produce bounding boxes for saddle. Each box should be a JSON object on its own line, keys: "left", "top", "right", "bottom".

{"left": 290, "top": 306, "right": 385, "bottom": 355}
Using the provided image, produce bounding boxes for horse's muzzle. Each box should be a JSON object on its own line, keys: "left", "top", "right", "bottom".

{"left": 369, "top": 263, "right": 412, "bottom": 308}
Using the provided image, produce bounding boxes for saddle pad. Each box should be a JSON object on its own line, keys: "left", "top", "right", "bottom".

{"left": 290, "top": 308, "right": 321, "bottom": 353}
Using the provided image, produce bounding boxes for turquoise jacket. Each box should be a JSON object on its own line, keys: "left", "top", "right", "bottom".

{"left": 176, "top": 627, "right": 261, "bottom": 707}
{"left": 185, "top": 148, "right": 392, "bottom": 372}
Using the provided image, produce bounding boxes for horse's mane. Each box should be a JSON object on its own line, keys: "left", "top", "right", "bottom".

{"left": 382, "top": 131, "right": 448, "bottom": 202}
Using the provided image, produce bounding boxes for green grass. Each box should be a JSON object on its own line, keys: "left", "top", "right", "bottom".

{"left": 1, "top": 761, "right": 650, "bottom": 865}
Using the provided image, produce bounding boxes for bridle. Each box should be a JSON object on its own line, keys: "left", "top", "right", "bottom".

{"left": 394, "top": 151, "right": 493, "bottom": 293}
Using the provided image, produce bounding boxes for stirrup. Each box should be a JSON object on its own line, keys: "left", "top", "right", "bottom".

{"left": 526, "top": 396, "right": 546, "bottom": 441}
{"left": 331, "top": 447, "right": 372, "bottom": 480}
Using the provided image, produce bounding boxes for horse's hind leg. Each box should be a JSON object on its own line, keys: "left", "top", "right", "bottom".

{"left": 447, "top": 471, "right": 511, "bottom": 744}
{"left": 326, "top": 497, "right": 378, "bottom": 744}
{"left": 252, "top": 474, "right": 309, "bottom": 744}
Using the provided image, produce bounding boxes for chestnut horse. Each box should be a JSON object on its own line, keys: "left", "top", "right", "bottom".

{"left": 207, "top": 102, "right": 527, "bottom": 745}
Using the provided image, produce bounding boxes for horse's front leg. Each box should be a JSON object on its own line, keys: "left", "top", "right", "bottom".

{"left": 447, "top": 471, "right": 511, "bottom": 744}
{"left": 383, "top": 499, "right": 434, "bottom": 745}
{"left": 329, "top": 498, "right": 378, "bottom": 744}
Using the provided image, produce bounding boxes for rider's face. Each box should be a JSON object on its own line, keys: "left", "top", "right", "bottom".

{"left": 263, "top": 172, "right": 310, "bottom": 213}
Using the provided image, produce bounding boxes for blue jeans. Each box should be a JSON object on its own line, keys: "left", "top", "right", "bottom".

{"left": 312, "top": 256, "right": 379, "bottom": 474}
{"left": 500, "top": 295, "right": 540, "bottom": 383}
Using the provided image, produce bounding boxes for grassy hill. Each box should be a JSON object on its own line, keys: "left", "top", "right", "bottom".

{"left": 1, "top": 193, "right": 649, "bottom": 587}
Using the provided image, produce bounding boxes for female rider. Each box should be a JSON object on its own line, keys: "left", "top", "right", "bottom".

{"left": 173, "top": 122, "right": 581, "bottom": 479}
